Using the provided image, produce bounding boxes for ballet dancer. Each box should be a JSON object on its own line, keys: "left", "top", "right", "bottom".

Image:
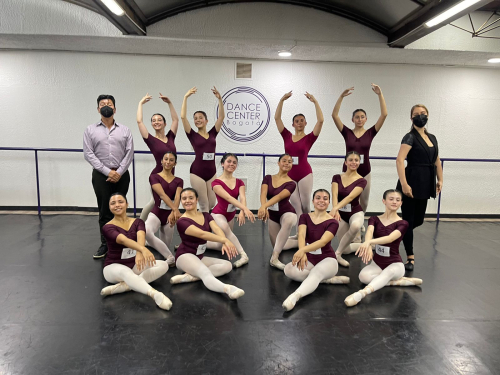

{"left": 396, "top": 104, "right": 443, "bottom": 270}
{"left": 206, "top": 153, "right": 255, "bottom": 268}
{"left": 100, "top": 193, "right": 172, "bottom": 310}
{"left": 331, "top": 151, "right": 367, "bottom": 267}
{"left": 181, "top": 86, "right": 224, "bottom": 212}
{"left": 259, "top": 154, "right": 298, "bottom": 270}
{"left": 170, "top": 188, "right": 245, "bottom": 300}
{"left": 344, "top": 189, "right": 422, "bottom": 307}
{"left": 136, "top": 93, "right": 178, "bottom": 221}
{"left": 275, "top": 91, "right": 324, "bottom": 238}
{"left": 282, "top": 189, "right": 350, "bottom": 311}
{"left": 332, "top": 84, "right": 387, "bottom": 241}
{"left": 144, "top": 151, "right": 183, "bottom": 266}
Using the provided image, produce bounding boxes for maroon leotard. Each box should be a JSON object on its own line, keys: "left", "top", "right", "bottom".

{"left": 102, "top": 219, "right": 146, "bottom": 269}
{"left": 299, "top": 214, "right": 339, "bottom": 265}
{"left": 262, "top": 174, "right": 296, "bottom": 223}
{"left": 212, "top": 178, "right": 245, "bottom": 222}
{"left": 143, "top": 131, "right": 176, "bottom": 175}
{"left": 149, "top": 174, "right": 184, "bottom": 226}
{"left": 280, "top": 128, "right": 318, "bottom": 182}
{"left": 332, "top": 174, "right": 367, "bottom": 222}
{"left": 186, "top": 127, "right": 218, "bottom": 181}
{"left": 175, "top": 212, "right": 214, "bottom": 261}
{"left": 341, "top": 126, "right": 378, "bottom": 177}
{"left": 369, "top": 216, "right": 409, "bottom": 270}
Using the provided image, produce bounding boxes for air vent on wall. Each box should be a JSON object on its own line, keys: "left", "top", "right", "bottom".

{"left": 236, "top": 62, "right": 252, "bottom": 79}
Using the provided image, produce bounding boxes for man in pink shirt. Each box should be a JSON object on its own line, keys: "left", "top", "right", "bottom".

{"left": 83, "top": 95, "right": 134, "bottom": 259}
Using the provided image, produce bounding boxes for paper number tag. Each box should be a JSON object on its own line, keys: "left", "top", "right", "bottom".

{"left": 339, "top": 204, "right": 352, "bottom": 213}
{"left": 203, "top": 152, "right": 215, "bottom": 161}
{"left": 360, "top": 154, "right": 364, "bottom": 164}
{"left": 292, "top": 156, "right": 299, "bottom": 165}
{"left": 268, "top": 202, "right": 279, "bottom": 211}
{"left": 160, "top": 201, "right": 169, "bottom": 210}
{"left": 308, "top": 243, "right": 322, "bottom": 255}
{"left": 375, "top": 244, "right": 390, "bottom": 257}
{"left": 227, "top": 204, "right": 236, "bottom": 212}
{"left": 196, "top": 244, "right": 207, "bottom": 255}
{"left": 121, "top": 248, "right": 136, "bottom": 259}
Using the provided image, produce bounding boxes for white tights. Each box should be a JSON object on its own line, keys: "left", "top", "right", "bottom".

{"left": 190, "top": 173, "right": 216, "bottom": 213}
{"left": 176, "top": 253, "right": 233, "bottom": 293}
{"left": 206, "top": 214, "right": 247, "bottom": 258}
{"left": 145, "top": 213, "right": 174, "bottom": 260}
{"left": 103, "top": 260, "right": 169, "bottom": 295}
{"left": 284, "top": 258, "right": 338, "bottom": 297}
{"left": 336, "top": 211, "right": 365, "bottom": 255}
{"left": 360, "top": 262, "right": 405, "bottom": 291}
{"left": 289, "top": 173, "right": 314, "bottom": 235}
{"left": 140, "top": 194, "right": 155, "bottom": 222}
{"left": 268, "top": 212, "right": 297, "bottom": 260}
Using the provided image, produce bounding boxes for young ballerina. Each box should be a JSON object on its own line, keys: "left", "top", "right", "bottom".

{"left": 282, "top": 189, "right": 350, "bottom": 311}
{"left": 206, "top": 153, "right": 255, "bottom": 268}
{"left": 331, "top": 151, "right": 367, "bottom": 267}
{"left": 344, "top": 189, "right": 422, "bottom": 307}
{"left": 170, "top": 188, "right": 245, "bottom": 300}
{"left": 144, "top": 151, "right": 183, "bottom": 266}
{"left": 275, "top": 91, "right": 324, "bottom": 239}
{"left": 332, "top": 84, "right": 387, "bottom": 242}
{"left": 137, "top": 93, "right": 178, "bottom": 222}
{"left": 100, "top": 193, "right": 172, "bottom": 311}
{"left": 180, "top": 86, "right": 224, "bottom": 212}
{"left": 258, "top": 154, "right": 298, "bottom": 270}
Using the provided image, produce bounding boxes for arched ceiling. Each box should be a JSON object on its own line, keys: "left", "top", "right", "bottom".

{"left": 66, "top": 0, "right": 495, "bottom": 47}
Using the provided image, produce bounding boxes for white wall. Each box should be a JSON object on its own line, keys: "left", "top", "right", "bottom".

{"left": 1, "top": 50, "right": 499, "bottom": 215}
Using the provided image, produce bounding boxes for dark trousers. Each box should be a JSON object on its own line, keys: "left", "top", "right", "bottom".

{"left": 92, "top": 169, "right": 130, "bottom": 246}
{"left": 400, "top": 195, "right": 428, "bottom": 257}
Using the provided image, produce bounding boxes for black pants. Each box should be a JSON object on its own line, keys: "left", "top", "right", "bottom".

{"left": 91, "top": 169, "right": 130, "bottom": 246}
{"left": 400, "top": 195, "right": 428, "bottom": 257}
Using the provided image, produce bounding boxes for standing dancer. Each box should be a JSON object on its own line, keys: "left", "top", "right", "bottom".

{"left": 181, "top": 87, "right": 224, "bottom": 212}
{"left": 100, "top": 193, "right": 172, "bottom": 311}
{"left": 275, "top": 91, "right": 324, "bottom": 238}
{"left": 136, "top": 93, "right": 178, "bottom": 222}
{"left": 345, "top": 189, "right": 422, "bottom": 307}
{"left": 331, "top": 151, "right": 367, "bottom": 267}
{"left": 396, "top": 104, "right": 443, "bottom": 270}
{"left": 282, "top": 189, "right": 350, "bottom": 311}
{"left": 144, "top": 151, "right": 183, "bottom": 266}
{"left": 332, "top": 84, "right": 387, "bottom": 241}
{"left": 206, "top": 153, "right": 255, "bottom": 268}
{"left": 170, "top": 188, "right": 245, "bottom": 300}
{"left": 259, "top": 154, "right": 298, "bottom": 270}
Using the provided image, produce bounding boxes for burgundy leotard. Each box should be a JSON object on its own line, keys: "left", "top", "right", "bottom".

{"left": 332, "top": 174, "right": 367, "bottom": 222}
{"left": 175, "top": 212, "right": 214, "bottom": 261}
{"left": 186, "top": 127, "right": 218, "bottom": 181}
{"left": 143, "top": 131, "right": 176, "bottom": 175}
{"left": 262, "top": 174, "right": 296, "bottom": 223}
{"left": 102, "top": 219, "right": 146, "bottom": 269}
{"left": 280, "top": 128, "right": 318, "bottom": 182}
{"left": 369, "top": 216, "right": 409, "bottom": 270}
{"left": 299, "top": 213, "right": 339, "bottom": 265}
{"left": 341, "top": 126, "right": 378, "bottom": 177}
{"left": 212, "top": 178, "right": 245, "bottom": 222}
{"left": 149, "top": 174, "right": 184, "bottom": 226}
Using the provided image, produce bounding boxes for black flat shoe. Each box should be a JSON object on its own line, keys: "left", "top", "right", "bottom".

{"left": 93, "top": 244, "right": 108, "bottom": 259}
{"left": 404, "top": 259, "right": 414, "bottom": 271}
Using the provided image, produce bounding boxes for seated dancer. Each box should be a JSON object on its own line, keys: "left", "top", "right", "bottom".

{"left": 206, "top": 153, "right": 255, "bottom": 268}
{"left": 100, "top": 193, "right": 172, "bottom": 311}
{"left": 145, "top": 151, "right": 183, "bottom": 266}
{"left": 259, "top": 154, "right": 298, "bottom": 270}
{"left": 331, "top": 151, "right": 367, "bottom": 267}
{"left": 282, "top": 189, "right": 350, "bottom": 311}
{"left": 345, "top": 189, "right": 422, "bottom": 307}
{"left": 170, "top": 188, "right": 245, "bottom": 300}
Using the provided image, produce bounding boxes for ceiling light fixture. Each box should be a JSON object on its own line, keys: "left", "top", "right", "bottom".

{"left": 100, "top": 0, "right": 125, "bottom": 16}
{"left": 425, "top": 0, "right": 481, "bottom": 28}
{"left": 488, "top": 58, "right": 500, "bottom": 63}
{"left": 278, "top": 51, "right": 292, "bottom": 57}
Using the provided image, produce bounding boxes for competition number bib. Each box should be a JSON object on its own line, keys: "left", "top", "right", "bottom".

{"left": 196, "top": 244, "right": 207, "bottom": 256}
{"left": 159, "top": 201, "right": 169, "bottom": 210}
{"left": 227, "top": 204, "right": 236, "bottom": 212}
{"left": 339, "top": 203, "right": 352, "bottom": 213}
{"left": 308, "top": 243, "right": 322, "bottom": 255}
{"left": 360, "top": 154, "right": 364, "bottom": 164}
{"left": 203, "top": 152, "right": 215, "bottom": 161}
{"left": 121, "top": 248, "right": 136, "bottom": 259}
{"left": 292, "top": 156, "right": 299, "bottom": 165}
{"left": 375, "top": 244, "right": 390, "bottom": 257}
{"left": 268, "top": 202, "right": 279, "bottom": 211}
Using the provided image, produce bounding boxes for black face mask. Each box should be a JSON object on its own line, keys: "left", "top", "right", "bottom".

{"left": 412, "top": 114, "right": 428, "bottom": 128}
{"left": 100, "top": 106, "right": 114, "bottom": 118}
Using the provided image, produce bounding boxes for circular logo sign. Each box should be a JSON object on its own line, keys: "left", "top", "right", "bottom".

{"left": 217, "top": 86, "right": 271, "bottom": 144}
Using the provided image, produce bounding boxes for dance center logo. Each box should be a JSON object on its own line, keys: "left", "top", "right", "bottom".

{"left": 217, "top": 86, "right": 271, "bottom": 144}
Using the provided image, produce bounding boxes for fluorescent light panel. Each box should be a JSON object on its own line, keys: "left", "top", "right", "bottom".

{"left": 488, "top": 58, "right": 500, "bottom": 63}
{"left": 425, "top": 0, "right": 481, "bottom": 28}
{"left": 278, "top": 51, "right": 292, "bottom": 57}
{"left": 100, "top": 0, "right": 125, "bottom": 16}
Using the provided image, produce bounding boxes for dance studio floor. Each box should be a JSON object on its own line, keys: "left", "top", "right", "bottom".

{"left": 0, "top": 214, "right": 499, "bottom": 375}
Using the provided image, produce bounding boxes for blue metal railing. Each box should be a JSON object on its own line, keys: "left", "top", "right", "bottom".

{"left": 1, "top": 146, "right": 499, "bottom": 222}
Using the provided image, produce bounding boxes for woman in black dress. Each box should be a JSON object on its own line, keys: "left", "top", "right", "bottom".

{"left": 396, "top": 104, "right": 443, "bottom": 271}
